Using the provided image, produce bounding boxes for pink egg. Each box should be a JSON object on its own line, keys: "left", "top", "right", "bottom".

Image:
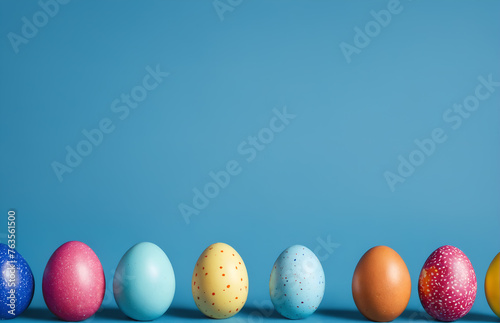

{"left": 418, "top": 245, "right": 477, "bottom": 322}
{"left": 42, "top": 241, "right": 105, "bottom": 321}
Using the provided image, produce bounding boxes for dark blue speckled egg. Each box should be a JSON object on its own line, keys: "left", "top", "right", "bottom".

{"left": 0, "top": 243, "right": 34, "bottom": 319}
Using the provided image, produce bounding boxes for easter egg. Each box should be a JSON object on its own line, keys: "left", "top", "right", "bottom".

{"left": 113, "top": 242, "right": 175, "bottom": 321}
{"left": 0, "top": 244, "right": 34, "bottom": 319}
{"left": 485, "top": 252, "right": 500, "bottom": 318}
{"left": 269, "top": 245, "right": 325, "bottom": 319}
{"left": 192, "top": 242, "right": 248, "bottom": 319}
{"left": 418, "top": 245, "right": 477, "bottom": 321}
{"left": 43, "top": 241, "right": 105, "bottom": 321}
{"left": 352, "top": 246, "right": 411, "bottom": 322}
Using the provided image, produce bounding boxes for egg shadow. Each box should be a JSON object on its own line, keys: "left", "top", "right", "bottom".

{"left": 167, "top": 306, "right": 283, "bottom": 320}
{"left": 239, "top": 305, "right": 283, "bottom": 319}
{"left": 398, "top": 308, "right": 433, "bottom": 320}
{"left": 21, "top": 308, "right": 56, "bottom": 321}
{"left": 318, "top": 308, "right": 435, "bottom": 321}
{"left": 398, "top": 310, "right": 499, "bottom": 322}
{"left": 97, "top": 307, "right": 209, "bottom": 321}
{"left": 461, "top": 312, "right": 499, "bottom": 322}
{"left": 167, "top": 307, "right": 206, "bottom": 319}
{"left": 95, "top": 308, "right": 129, "bottom": 321}
{"left": 317, "top": 308, "right": 365, "bottom": 321}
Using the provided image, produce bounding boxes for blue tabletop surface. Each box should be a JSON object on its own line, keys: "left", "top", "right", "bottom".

{"left": 1, "top": 0, "right": 499, "bottom": 322}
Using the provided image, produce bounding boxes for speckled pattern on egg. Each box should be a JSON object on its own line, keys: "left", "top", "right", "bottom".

{"left": 418, "top": 245, "right": 477, "bottom": 322}
{"left": 269, "top": 245, "right": 325, "bottom": 319}
{"left": 0, "top": 244, "right": 34, "bottom": 319}
{"left": 43, "top": 241, "right": 105, "bottom": 322}
{"left": 192, "top": 242, "right": 248, "bottom": 319}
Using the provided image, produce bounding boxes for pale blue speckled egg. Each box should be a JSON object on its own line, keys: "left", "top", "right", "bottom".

{"left": 269, "top": 245, "right": 325, "bottom": 319}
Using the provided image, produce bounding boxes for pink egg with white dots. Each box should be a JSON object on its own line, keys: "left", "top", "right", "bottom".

{"left": 418, "top": 245, "right": 477, "bottom": 322}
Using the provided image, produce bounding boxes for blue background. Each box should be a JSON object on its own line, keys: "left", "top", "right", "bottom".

{"left": 1, "top": 0, "right": 499, "bottom": 322}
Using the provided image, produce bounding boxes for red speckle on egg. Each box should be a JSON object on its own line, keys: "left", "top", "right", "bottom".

{"left": 192, "top": 242, "right": 248, "bottom": 319}
{"left": 418, "top": 245, "right": 477, "bottom": 322}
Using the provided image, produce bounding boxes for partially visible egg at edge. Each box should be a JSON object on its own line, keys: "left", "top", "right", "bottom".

{"left": 0, "top": 244, "right": 34, "bottom": 319}
{"left": 485, "top": 252, "right": 500, "bottom": 318}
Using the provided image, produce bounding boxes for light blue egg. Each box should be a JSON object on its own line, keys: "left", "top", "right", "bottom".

{"left": 113, "top": 242, "right": 175, "bottom": 321}
{"left": 269, "top": 245, "right": 325, "bottom": 319}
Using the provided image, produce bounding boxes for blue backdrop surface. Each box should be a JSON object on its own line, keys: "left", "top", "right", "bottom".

{"left": 0, "top": 0, "right": 499, "bottom": 322}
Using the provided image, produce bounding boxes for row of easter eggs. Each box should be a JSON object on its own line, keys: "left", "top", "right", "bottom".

{"left": 0, "top": 242, "right": 499, "bottom": 322}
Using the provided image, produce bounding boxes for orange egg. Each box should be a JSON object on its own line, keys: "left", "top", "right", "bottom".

{"left": 352, "top": 246, "right": 411, "bottom": 322}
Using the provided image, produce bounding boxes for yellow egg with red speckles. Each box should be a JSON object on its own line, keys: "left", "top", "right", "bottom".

{"left": 192, "top": 242, "right": 248, "bottom": 319}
